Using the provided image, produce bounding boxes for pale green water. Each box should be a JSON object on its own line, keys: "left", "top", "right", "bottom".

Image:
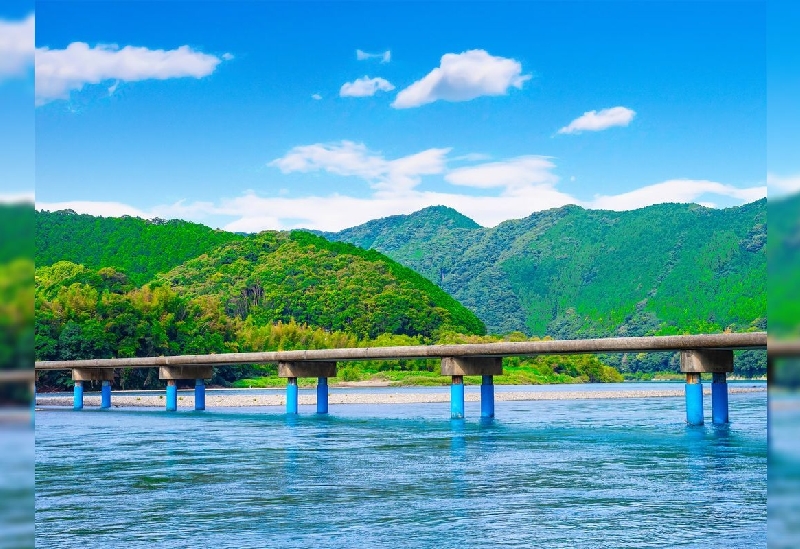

{"left": 35, "top": 386, "right": 767, "bottom": 548}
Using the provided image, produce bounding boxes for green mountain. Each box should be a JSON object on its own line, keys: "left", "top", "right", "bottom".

{"left": 324, "top": 201, "right": 766, "bottom": 337}
{"left": 36, "top": 209, "right": 243, "bottom": 285}
{"left": 158, "top": 230, "right": 485, "bottom": 339}
{"left": 768, "top": 193, "right": 800, "bottom": 338}
{"left": 322, "top": 201, "right": 766, "bottom": 374}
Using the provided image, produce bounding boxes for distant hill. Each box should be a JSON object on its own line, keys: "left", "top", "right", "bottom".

{"left": 324, "top": 201, "right": 766, "bottom": 363}
{"left": 768, "top": 193, "right": 800, "bottom": 337}
{"left": 36, "top": 209, "right": 243, "bottom": 285}
{"left": 159, "top": 230, "right": 485, "bottom": 339}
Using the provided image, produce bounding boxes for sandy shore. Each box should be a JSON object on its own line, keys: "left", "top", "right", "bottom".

{"left": 36, "top": 386, "right": 766, "bottom": 409}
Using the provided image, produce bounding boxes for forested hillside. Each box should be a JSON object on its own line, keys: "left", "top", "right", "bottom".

{"left": 768, "top": 193, "right": 800, "bottom": 338}
{"left": 36, "top": 209, "right": 242, "bottom": 285}
{"left": 35, "top": 228, "right": 497, "bottom": 389}
{"left": 324, "top": 201, "right": 767, "bottom": 375}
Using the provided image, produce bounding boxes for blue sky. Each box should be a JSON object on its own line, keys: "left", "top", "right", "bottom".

{"left": 5, "top": 1, "right": 778, "bottom": 229}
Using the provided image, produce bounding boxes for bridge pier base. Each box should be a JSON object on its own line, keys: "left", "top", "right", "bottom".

{"left": 166, "top": 380, "right": 177, "bottom": 412}
{"left": 73, "top": 381, "right": 84, "bottom": 410}
{"left": 158, "top": 366, "right": 213, "bottom": 412}
{"left": 278, "top": 362, "right": 337, "bottom": 415}
{"left": 286, "top": 378, "right": 298, "bottom": 414}
{"left": 101, "top": 380, "right": 111, "bottom": 409}
{"left": 451, "top": 376, "right": 465, "bottom": 419}
{"left": 481, "top": 375, "right": 495, "bottom": 418}
{"left": 195, "top": 379, "right": 206, "bottom": 411}
{"left": 442, "top": 357, "right": 502, "bottom": 419}
{"left": 72, "top": 368, "right": 114, "bottom": 410}
{"left": 317, "top": 377, "right": 328, "bottom": 414}
{"left": 681, "top": 350, "right": 734, "bottom": 426}
{"left": 712, "top": 372, "right": 728, "bottom": 424}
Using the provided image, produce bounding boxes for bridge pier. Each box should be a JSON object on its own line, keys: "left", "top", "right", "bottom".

{"left": 278, "top": 362, "right": 337, "bottom": 415}
{"left": 159, "top": 366, "right": 214, "bottom": 412}
{"left": 442, "top": 357, "right": 503, "bottom": 419}
{"left": 72, "top": 368, "right": 115, "bottom": 410}
{"left": 481, "top": 375, "right": 495, "bottom": 418}
{"left": 195, "top": 379, "right": 206, "bottom": 411}
{"left": 317, "top": 377, "right": 329, "bottom": 414}
{"left": 101, "top": 380, "right": 111, "bottom": 409}
{"left": 712, "top": 372, "right": 729, "bottom": 424}
{"left": 680, "top": 350, "right": 733, "bottom": 426}
{"left": 73, "top": 381, "right": 83, "bottom": 410}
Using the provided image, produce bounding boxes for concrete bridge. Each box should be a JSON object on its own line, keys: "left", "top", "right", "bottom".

{"left": 34, "top": 332, "right": 767, "bottom": 425}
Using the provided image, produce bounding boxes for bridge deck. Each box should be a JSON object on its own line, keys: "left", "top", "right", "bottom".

{"left": 34, "top": 332, "right": 767, "bottom": 371}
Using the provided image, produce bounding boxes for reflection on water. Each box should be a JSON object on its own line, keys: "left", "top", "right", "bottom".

{"left": 36, "top": 391, "right": 766, "bottom": 548}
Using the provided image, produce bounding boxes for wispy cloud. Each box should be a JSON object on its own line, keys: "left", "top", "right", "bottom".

{"left": 767, "top": 172, "right": 800, "bottom": 197}
{"left": 446, "top": 156, "right": 558, "bottom": 190}
{"left": 392, "top": 50, "right": 530, "bottom": 109}
{"left": 268, "top": 140, "right": 450, "bottom": 194}
{"left": 35, "top": 43, "right": 230, "bottom": 105}
{"left": 42, "top": 143, "right": 766, "bottom": 232}
{"left": 35, "top": 200, "right": 148, "bottom": 218}
{"left": 0, "top": 13, "right": 34, "bottom": 79}
{"left": 356, "top": 49, "right": 391, "bottom": 63}
{"left": 311, "top": 93, "right": 322, "bottom": 100}
{"left": 340, "top": 76, "right": 395, "bottom": 98}
{"left": 589, "top": 179, "right": 766, "bottom": 210}
{"left": 0, "top": 191, "right": 35, "bottom": 204}
{"left": 558, "top": 106, "right": 636, "bottom": 134}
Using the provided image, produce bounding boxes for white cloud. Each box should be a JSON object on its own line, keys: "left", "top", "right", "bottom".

{"left": 558, "top": 106, "right": 636, "bottom": 134}
{"left": 392, "top": 50, "right": 530, "bottom": 109}
{"left": 768, "top": 172, "right": 800, "bottom": 197}
{"left": 222, "top": 53, "right": 234, "bottom": 61}
{"left": 0, "top": 14, "right": 34, "bottom": 79}
{"left": 445, "top": 156, "right": 557, "bottom": 190}
{"left": 43, "top": 143, "right": 765, "bottom": 232}
{"left": 269, "top": 140, "right": 450, "bottom": 194}
{"left": 35, "top": 42, "right": 229, "bottom": 105}
{"left": 0, "top": 191, "right": 35, "bottom": 204}
{"left": 311, "top": 93, "right": 322, "bottom": 100}
{"left": 589, "top": 179, "right": 766, "bottom": 210}
{"left": 340, "top": 76, "right": 395, "bottom": 97}
{"left": 35, "top": 200, "right": 149, "bottom": 218}
{"left": 356, "top": 49, "right": 391, "bottom": 63}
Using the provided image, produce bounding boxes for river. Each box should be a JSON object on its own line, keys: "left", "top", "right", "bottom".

{"left": 35, "top": 384, "right": 767, "bottom": 548}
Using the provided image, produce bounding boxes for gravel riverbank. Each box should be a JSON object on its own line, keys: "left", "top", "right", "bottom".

{"left": 36, "top": 386, "right": 766, "bottom": 409}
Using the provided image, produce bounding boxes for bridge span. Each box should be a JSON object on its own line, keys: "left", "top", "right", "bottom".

{"left": 35, "top": 332, "right": 767, "bottom": 425}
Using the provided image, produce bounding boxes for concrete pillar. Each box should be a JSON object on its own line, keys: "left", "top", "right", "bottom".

{"left": 481, "top": 375, "right": 495, "bottom": 418}
{"left": 101, "top": 380, "right": 111, "bottom": 409}
{"left": 317, "top": 377, "right": 328, "bottom": 414}
{"left": 195, "top": 379, "right": 205, "bottom": 411}
{"left": 72, "top": 368, "right": 114, "bottom": 410}
{"left": 712, "top": 372, "right": 729, "bottom": 424}
{"left": 451, "top": 376, "right": 465, "bottom": 419}
{"left": 441, "top": 357, "right": 502, "bottom": 419}
{"left": 158, "top": 366, "right": 212, "bottom": 412}
{"left": 286, "top": 378, "right": 298, "bottom": 414}
{"left": 685, "top": 373, "right": 704, "bottom": 426}
{"left": 73, "top": 381, "right": 84, "bottom": 410}
{"left": 278, "top": 362, "right": 336, "bottom": 416}
{"left": 166, "top": 380, "right": 177, "bottom": 412}
{"left": 681, "top": 350, "right": 734, "bottom": 426}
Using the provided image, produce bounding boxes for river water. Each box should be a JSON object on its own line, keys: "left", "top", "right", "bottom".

{"left": 35, "top": 385, "right": 767, "bottom": 548}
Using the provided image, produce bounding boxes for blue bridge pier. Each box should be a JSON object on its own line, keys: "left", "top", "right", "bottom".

{"left": 71, "top": 368, "right": 115, "bottom": 410}
{"left": 680, "top": 349, "right": 733, "bottom": 426}
{"left": 278, "top": 361, "right": 337, "bottom": 415}
{"left": 158, "top": 366, "right": 214, "bottom": 412}
{"left": 441, "top": 357, "right": 503, "bottom": 419}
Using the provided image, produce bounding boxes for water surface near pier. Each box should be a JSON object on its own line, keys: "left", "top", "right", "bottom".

{"left": 36, "top": 387, "right": 767, "bottom": 548}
